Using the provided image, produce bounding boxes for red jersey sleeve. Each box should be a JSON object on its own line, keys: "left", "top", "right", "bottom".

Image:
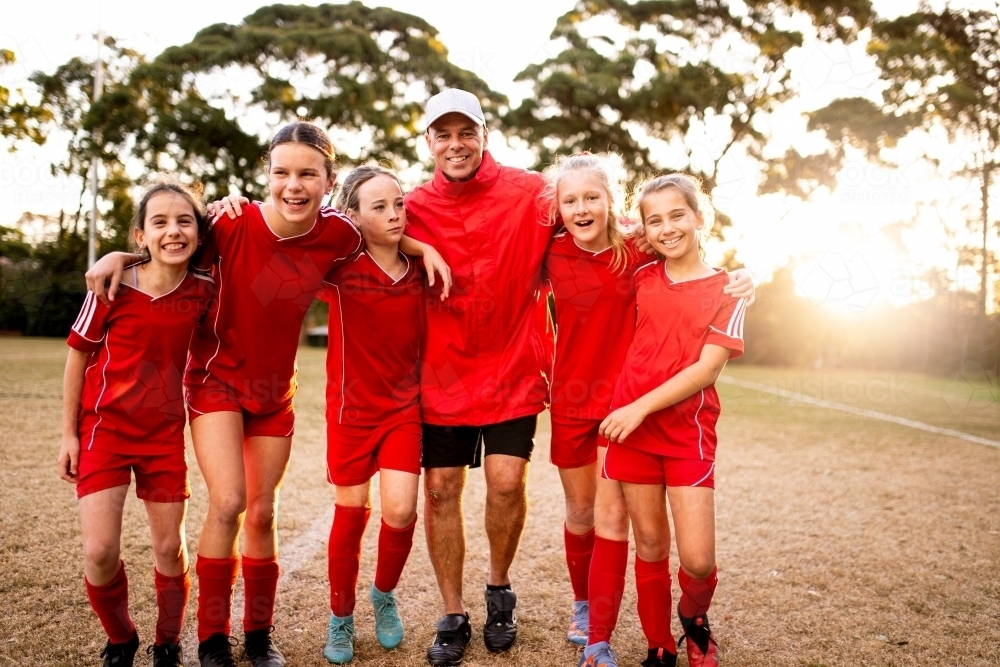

{"left": 67, "top": 292, "right": 109, "bottom": 353}
{"left": 705, "top": 296, "right": 747, "bottom": 359}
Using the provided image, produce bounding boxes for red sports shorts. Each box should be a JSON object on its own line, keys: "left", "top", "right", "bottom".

{"left": 602, "top": 441, "right": 715, "bottom": 488}
{"left": 549, "top": 413, "right": 608, "bottom": 468}
{"left": 187, "top": 376, "right": 295, "bottom": 438}
{"left": 326, "top": 419, "right": 422, "bottom": 487}
{"left": 76, "top": 447, "right": 190, "bottom": 502}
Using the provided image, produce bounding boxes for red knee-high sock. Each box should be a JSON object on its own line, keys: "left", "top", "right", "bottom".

{"left": 564, "top": 525, "right": 596, "bottom": 602}
{"left": 374, "top": 516, "right": 416, "bottom": 593}
{"left": 154, "top": 568, "right": 190, "bottom": 645}
{"left": 85, "top": 561, "right": 136, "bottom": 644}
{"left": 677, "top": 566, "right": 718, "bottom": 618}
{"left": 587, "top": 536, "right": 628, "bottom": 646}
{"left": 242, "top": 555, "right": 280, "bottom": 633}
{"left": 328, "top": 504, "right": 370, "bottom": 617}
{"left": 635, "top": 557, "right": 677, "bottom": 652}
{"left": 196, "top": 555, "right": 239, "bottom": 642}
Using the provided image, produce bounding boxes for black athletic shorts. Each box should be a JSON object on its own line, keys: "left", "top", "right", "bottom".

{"left": 421, "top": 415, "right": 537, "bottom": 469}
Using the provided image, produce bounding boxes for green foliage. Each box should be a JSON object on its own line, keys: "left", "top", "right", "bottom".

{"left": 0, "top": 49, "right": 51, "bottom": 147}
{"left": 131, "top": 2, "right": 503, "bottom": 199}
{"left": 506, "top": 0, "right": 871, "bottom": 237}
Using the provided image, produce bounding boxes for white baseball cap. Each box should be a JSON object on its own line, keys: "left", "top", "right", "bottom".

{"left": 423, "top": 88, "right": 485, "bottom": 131}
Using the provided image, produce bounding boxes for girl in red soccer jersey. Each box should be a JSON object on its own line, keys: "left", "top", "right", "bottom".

{"left": 542, "top": 154, "right": 641, "bottom": 648}
{"left": 60, "top": 182, "right": 213, "bottom": 667}
{"left": 596, "top": 174, "right": 747, "bottom": 667}
{"left": 319, "top": 165, "right": 423, "bottom": 664}
{"left": 544, "top": 157, "right": 753, "bottom": 665}
{"left": 85, "top": 123, "right": 449, "bottom": 667}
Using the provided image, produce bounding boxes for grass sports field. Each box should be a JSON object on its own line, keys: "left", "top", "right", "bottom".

{"left": 1, "top": 337, "right": 998, "bottom": 666}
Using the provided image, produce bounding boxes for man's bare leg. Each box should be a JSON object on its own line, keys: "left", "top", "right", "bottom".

{"left": 424, "top": 465, "right": 468, "bottom": 614}
{"left": 483, "top": 454, "right": 529, "bottom": 586}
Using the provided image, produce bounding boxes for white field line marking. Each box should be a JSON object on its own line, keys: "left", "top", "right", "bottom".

{"left": 719, "top": 376, "right": 1000, "bottom": 450}
{"left": 180, "top": 505, "right": 333, "bottom": 665}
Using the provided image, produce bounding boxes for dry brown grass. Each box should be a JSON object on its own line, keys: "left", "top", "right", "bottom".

{"left": 0, "top": 337, "right": 998, "bottom": 666}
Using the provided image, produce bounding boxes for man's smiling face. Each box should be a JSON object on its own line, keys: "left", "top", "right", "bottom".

{"left": 425, "top": 112, "right": 488, "bottom": 182}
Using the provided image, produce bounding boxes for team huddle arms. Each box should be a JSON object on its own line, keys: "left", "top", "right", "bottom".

{"left": 62, "top": 89, "right": 751, "bottom": 667}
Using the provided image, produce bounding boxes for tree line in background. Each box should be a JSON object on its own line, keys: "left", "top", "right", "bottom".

{"left": 1, "top": 0, "right": 997, "bottom": 377}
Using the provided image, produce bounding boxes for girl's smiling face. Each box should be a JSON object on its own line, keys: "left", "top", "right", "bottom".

{"left": 134, "top": 192, "right": 200, "bottom": 267}
{"left": 268, "top": 143, "right": 336, "bottom": 226}
{"left": 641, "top": 187, "right": 705, "bottom": 261}
{"left": 557, "top": 169, "right": 611, "bottom": 252}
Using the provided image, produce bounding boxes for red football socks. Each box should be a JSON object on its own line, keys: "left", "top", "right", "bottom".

{"left": 564, "top": 525, "right": 596, "bottom": 602}
{"left": 195, "top": 555, "right": 239, "bottom": 642}
{"left": 85, "top": 561, "right": 136, "bottom": 644}
{"left": 328, "top": 504, "right": 371, "bottom": 617}
{"left": 373, "top": 516, "right": 416, "bottom": 594}
{"left": 153, "top": 567, "right": 190, "bottom": 645}
{"left": 636, "top": 557, "right": 677, "bottom": 652}
{"left": 242, "top": 555, "right": 280, "bottom": 633}
{"left": 678, "top": 565, "right": 718, "bottom": 618}
{"left": 587, "top": 536, "right": 628, "bottom": 646}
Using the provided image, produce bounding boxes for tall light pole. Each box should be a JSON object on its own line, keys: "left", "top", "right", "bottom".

{"left": 88, "top": 30, "right": 104, "bottom": 268}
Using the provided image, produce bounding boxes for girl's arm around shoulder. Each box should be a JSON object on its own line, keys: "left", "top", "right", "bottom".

{"left": 399, "top": 235, "right": 451, "bottom": 300}
{"left": 600, "top": 344, "right": 733, "bottom": 444}
{"left": 84, "top": 253, "right": 142, "bottom": 305}
{"left": 724, "top": 268, "right": 755, "bottom": 303}
{"left": 59, "top": 348, "right": 89, "bottom": 483}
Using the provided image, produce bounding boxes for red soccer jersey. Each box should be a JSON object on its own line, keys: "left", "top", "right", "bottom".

{"left": 186, "top": 202, "right": 363, "bottom": 414}
{"left": 321, "top": 251, "right": 423, "bottom": 426}
{"left": 610, "top": 264, "right": 746, "bottom": 460}
{"left": 544, "top": 232, "right": 645, "bottom": 420}
{"left": 404, "top": 151, "right": 553, "bottom": 425}
{"left": 67, "top": 272, "right": 214, "bottom": 454}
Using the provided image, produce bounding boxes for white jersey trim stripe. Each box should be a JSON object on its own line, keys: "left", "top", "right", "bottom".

{"left": 88, "top": 332, "right": 113, "bottom": 450}
{"left": 726, "top": 298, "right": 747, "bottom": 338}
{"left": 73, "top": 292, "right": 100, "bottom": 340}
{"left": 694, "top": 389, "right": 705, "bottom": 460}
{"left": 202, "top": 256, "right": 224, "bottom": 382}
{"left": 72, "top": 292, "right": 94, "bottom": 332}
{"left": 692, "top": 462, "right": 715, "bottom": 487}
{"left": 333, "top": 285, "right": 346, "bottom": 424}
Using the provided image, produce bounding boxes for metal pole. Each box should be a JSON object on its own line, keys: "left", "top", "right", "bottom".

{"left": 88, "top": 30, "right": 104, "bottom": 268}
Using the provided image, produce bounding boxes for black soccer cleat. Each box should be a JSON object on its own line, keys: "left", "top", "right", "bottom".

{"left": 243, "top": 627, "right": 286, "bottom": 667}
{"left": 678, "top": 613, "right": 719, "bottom": 667}
{"left": 482, "top": 587, "right": 517, "bottom": 652}
{"left": 147, "top": 642, "right": 183, "bottom": 667}
{"left": 427, "top": 613, "right": 472, "bottom": 666}
{"left": 99, "top": 631, "right": 140, "bottom": 667}
{"left": 640, "top": 646, "right": 679, "bottom": 667}
{"left": 197, "top": 633, "right": 238, "bottom": 667}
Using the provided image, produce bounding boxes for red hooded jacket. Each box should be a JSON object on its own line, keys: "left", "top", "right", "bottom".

{"left": 404, "top": 151, "right": 554, "bottom": 425}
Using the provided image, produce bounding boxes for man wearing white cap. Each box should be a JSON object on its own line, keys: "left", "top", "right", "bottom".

{"left": 402, "top": 88, "right": 553, "bottom": 666}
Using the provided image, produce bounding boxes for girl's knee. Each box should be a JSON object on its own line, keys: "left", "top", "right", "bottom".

{"left": 634, "top": 534, "right": 670, "bottom": 563}
{"left": 244, "top": 498, "right": 276, "bottom": 533}
{"left": 680, "top": 559, "right": 717, "bottom": 580}
{"left": 564, "top": 501, "right": 595, "bottom": 531}
{"left": 82, "top": 539, "right": 121, "bottom": 573}
{"left": 209, "top": 491, "right": 246, "bottom": 523}
{"left": 382, "top": 504, "right": 417, "bottom": 529}
{"left": 152, "top": 534, "right": 186, "bottom": 566}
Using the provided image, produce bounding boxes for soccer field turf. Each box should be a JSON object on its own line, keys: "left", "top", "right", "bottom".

{"left": 1, "top": 337, "right": 998, "bottom": 666}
